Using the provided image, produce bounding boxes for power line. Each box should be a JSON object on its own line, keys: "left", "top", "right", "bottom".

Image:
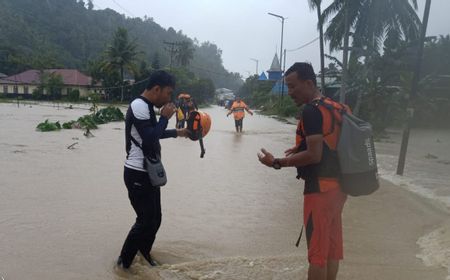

{"left": 189, "top": 64, "right": 237, "bottom": 78}
{"left": 163, "top": 41, "right": 182, "bottom": 69}
{"left": 110, "top": 0, "right": 135, "bottom": 17}
{"left": 286, "top": 37, "right": 320, "bottom": 52}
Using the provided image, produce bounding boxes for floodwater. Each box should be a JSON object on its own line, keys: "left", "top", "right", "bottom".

{"left": 1, "top": 102, "right": 449, "bottom": 279}
{"left": 0, "top": 103, "right": 306, "bottom": 279}
{"left": 375, "top": 128, "right": 450, "bottom": 276}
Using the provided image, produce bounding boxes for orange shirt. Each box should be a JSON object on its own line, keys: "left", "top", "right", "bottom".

{"left": 230, "top": 101, "right": 248, "bottom": 120}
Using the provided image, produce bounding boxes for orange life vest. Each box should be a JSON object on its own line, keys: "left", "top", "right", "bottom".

{"left": 230, "top": 101, "right": 248, "bottom": 120}
{"left": 296, "top": 97, "right": 350, "bottom": 192}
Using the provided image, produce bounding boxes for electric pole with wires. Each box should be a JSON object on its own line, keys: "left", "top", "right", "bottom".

{"left": 163, "top": 41, "right": 182, "bottom": 69}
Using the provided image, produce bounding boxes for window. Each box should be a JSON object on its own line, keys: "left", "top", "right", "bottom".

{"left": 24, "top": 86, "right": 29, "bottom": 94}
{"left": 3, "top": 85, "right": 8, "bottom": 94}
{"left": 66, "top": 88, "right": 72, "bottom": 95}
{"left": 13, "top": 85, "right": 18, "bottom": 94}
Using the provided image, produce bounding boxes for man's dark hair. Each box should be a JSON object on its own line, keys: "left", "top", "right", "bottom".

{"left": 285, "top": 62, "right": 317, "bottom": 86}
{"left": 145, "top": 70, "right": 176, "bottom": 90}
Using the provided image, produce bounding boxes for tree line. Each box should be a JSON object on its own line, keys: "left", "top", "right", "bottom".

{"left": 0, "top": 0, "right": 243, "bottom": 97}
{"left": 239, "top": 0, "right": 450, "bottom": 131}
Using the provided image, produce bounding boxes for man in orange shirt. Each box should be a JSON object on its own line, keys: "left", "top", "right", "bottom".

{"left": 226, "top": 97, "right": 253, "bottom": 133}
{"left": 258, "top": 63, "right": 347, "bottom": 280}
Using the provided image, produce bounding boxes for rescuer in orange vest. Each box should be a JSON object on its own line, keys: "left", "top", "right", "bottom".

{"left": 226, "top": 97, "right": 253, "bottom": 133}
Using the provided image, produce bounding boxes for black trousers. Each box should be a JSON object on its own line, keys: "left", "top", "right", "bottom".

{"left": 234, "top": 119, "right": 243, "bottom": 130}
{"left": 119, "top": 167, "right": 162, "bottom": 268}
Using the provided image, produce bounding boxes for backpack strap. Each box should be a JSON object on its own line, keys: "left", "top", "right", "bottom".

{"left": 312, "top": 97, "right": 346, "bottom": 137}
{"left": 127, "top": 97, "right": 158, "bottom": 159}
{"left": 295, "top": 225, "right": 304, "bottom": 247}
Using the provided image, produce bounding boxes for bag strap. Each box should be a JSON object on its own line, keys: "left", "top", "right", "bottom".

{"left": 295, "top": 225, "right": 304, "bottom": 247}
{"left": 312, "top": 97, "right": 346, "bottom": 137}
{"left": 130, "top": 134, "right": 142, "bottom": 149}
{"left": 128, "top": 97, "right": 159, "bottom": 159}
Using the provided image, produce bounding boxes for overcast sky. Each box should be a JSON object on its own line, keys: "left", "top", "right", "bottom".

{"left": 93, "top": 0, "right": 450, "bottom": 78}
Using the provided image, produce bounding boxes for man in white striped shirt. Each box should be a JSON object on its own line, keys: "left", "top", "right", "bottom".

{"left": 118, "top": 71, "right": 189, "bottom": 269}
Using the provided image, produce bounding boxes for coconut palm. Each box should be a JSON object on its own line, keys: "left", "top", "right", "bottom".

{"left": 308, "top": 0, "right": 326, "bottom": 92}
{"left": 322, "top": 0, "right": 421, "bottom": 103}
{"left": 104, "top": 27, "right": 138, "bottom": 101}
{"left": 175, "top": 41, "right": 195, "bottom": 67}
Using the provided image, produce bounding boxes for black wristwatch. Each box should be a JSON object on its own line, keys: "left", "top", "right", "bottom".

{"left": 272, "top": 159, "right": 281, "bottom": 170}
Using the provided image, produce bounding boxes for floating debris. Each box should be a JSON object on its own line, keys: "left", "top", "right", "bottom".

{"left": 67, "top": 142, "right": 78, "bottom": 150}
{"left": 425, "top": 153, "right": 439, "bottom": 159}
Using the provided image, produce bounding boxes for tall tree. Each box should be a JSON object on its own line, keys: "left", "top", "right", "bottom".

{"left": 78, "top": 0, "right": 86, "bottom": 9}
{"left": 176, "top": 41, "right": 195, "bottom": 67}
{"left": 323, "top": 0, "right": 421, "bottom": 103}
{"left": 87, "top": 0, "right": 94, "bottom": 11}
{"left": 104, "top": 27, "right": 138, "bottom": 101}
{"left": 151, "top": 52, "right": 161, "bottom": 70}
{"left": 308, "top": 0, "right": 326, "bottom": 92}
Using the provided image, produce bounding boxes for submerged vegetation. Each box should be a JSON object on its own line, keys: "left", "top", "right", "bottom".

{"left": 36, "top": 106, "right": 124, "bottom": 132}
{"left": 36, "top": 119, "right": 62, "bottom": 132}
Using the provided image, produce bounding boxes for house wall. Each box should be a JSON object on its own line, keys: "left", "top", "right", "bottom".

{"left": 0, "top": 84, "right": 38, "bottom": 96}
{"left": 0, "top": 83, "right": 97, "bottom": 98}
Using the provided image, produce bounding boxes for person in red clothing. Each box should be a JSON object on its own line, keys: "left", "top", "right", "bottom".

{"left": 258, "top": 62, "right": 347, "bottom": 280}
{"left": 226, "top": 97, "right": 253, "bottom": 133}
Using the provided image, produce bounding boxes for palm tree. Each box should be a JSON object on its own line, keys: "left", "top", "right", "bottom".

{"left": 175, "top": 41, "right": 195, "bottom": 67}
{"left": 104, "top": 27, "right": 138, "bottom": 101}
{"left": 308, "top": 0, "right": 326, "bottom": 92}
{"left": 323, "top": 0, "right": 421, "bottom": 103}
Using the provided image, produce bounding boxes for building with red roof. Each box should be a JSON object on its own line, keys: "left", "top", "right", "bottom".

{"left": 0, "top": 69, "right": 101, "bottom": 98}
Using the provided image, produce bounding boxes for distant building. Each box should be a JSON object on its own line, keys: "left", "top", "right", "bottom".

{"left": 215, "top": 88, "right": 235, "bottom": 106}
{"left": 270, "top": 80, "right": 289, "bottom": 95}
{"left": 267, "top": 53, "right": 282, "bottom": 81}
{"left": 0, "top": 69, "right": 102, "bottom": 98}
{"left": 258, "top": 72, "right": 268, "bottom": 81}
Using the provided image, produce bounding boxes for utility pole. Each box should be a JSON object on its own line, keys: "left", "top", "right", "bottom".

{"left": 163, "top": 41, "right": 181, "bottom": 69}
{"left": 340, "top": 0, "right": 350, "bottom": 104}
{"left": 268, "top": 13, "right": 285, "bottom": 69}
{"left": 268, "top": 12, "right": 286, "bottom": 99}
{"left": 250, "top": 58, "right": 259, "bottom": 75}
{"left": 396, "top": 0, "right": 432, "bottom": 175}
{"left": 281, "top": 48, "right": 287, "bottom": 98}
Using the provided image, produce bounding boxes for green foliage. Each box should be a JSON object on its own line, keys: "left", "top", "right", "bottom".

{"left": 169, "top": 68, "right": 216, "bottom": 104}
{"left": 237, "top": 75, "right": 274, "bottom": 104}
{"left": 77, "top": 115, "right": 98, "bottom": 129}
{"left": 236, "top": 75, "right": 298, "bottom": 118}
{"left": 176, "top": 41, "right": 195, "bottom": 67}
{"left": 62, "top": 120, "right": 76, "bottom": 129}
{"left": 67, "top": 89, "right": 80, "bottom": 102}
{"left": 0, "top": 0, "right": 242, "bottom": 89}
{"left": 95, "top": 106, "right": 125, "bottom": 122}
{"left": 36, "top": 119, "right": 61, "bottom": 132}
{"left": 32, "top": 88, "right": 45, "bottom": 100}
{"left": 37, "top": 106, "right": 124, "bottom": 132}
{"left": 151, "top": 52, "right": 161, "bottom": 70}
{"left": 32, "top": 72, "right": 64, "bottom": 100}
{"left": 260, "top": 97, "right": 299, "bottom": 118}
{"left": 103, "top": 27, "right": 139, "bottom": 101}
{"left": 323, "top": 0, "right": 420, "bottom": 53}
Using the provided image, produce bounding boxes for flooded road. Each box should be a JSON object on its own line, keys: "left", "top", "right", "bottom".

{"left": 0, "top": 104, "right": 305, "bottom": 279}
{"left": 2, "top": 102, "right": 449, "bottom": 279}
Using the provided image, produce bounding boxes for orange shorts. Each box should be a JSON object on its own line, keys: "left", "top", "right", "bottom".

{"left": 304, "top": 188, "right": 347, "bottom": 267}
